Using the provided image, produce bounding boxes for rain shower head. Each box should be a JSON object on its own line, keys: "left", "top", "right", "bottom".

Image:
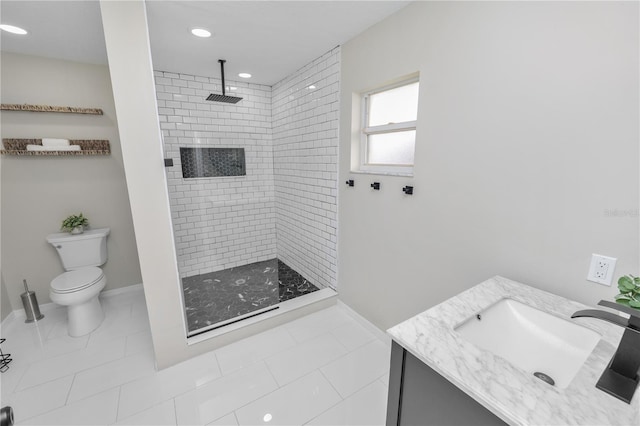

{"left": 206, "top": 59, "right": 243, "bottom": 104}
{"left": 206, "top": 93, "right": 242, "bottom": 103}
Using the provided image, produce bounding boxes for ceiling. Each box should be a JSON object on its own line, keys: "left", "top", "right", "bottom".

{"left": 0, "top": 0, "right": 409, "bottom": 86}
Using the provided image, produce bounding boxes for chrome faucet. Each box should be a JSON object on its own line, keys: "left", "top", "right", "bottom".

{"left": 572, "top": 300, "right": 640, "bottom": 404}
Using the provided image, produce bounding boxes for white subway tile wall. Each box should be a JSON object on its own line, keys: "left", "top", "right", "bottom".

{"left": 272, "top": 47, "right": 340, "bottom": 290}
{"left": 154, "top": 47, "right": 338, "bottom": 289}
{"left": 155, "top": 72, "right": 276, "bottom": 277}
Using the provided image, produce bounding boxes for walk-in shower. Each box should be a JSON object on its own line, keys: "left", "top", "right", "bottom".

{"left": 163, "top": 134, "right": 323, "bottom": 336}
{"left": 153, "top": 46, "right": 340, "bottom": 337}
{"left": 163, "top": 129, "right": 324, "bottom": 336}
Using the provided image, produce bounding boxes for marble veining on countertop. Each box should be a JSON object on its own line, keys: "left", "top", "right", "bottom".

{"left": 387, "top": 276, "right": 640, "bottom": 426}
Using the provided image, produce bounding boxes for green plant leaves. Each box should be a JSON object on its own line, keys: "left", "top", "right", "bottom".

{"left": 60, "top": 213, "right": 89, "bottom": 232}
{"left": 619, "top": 275, "right": 633, "bottom": 286}
{"left": 616, "top": 274, "right": 640, "bottom": 311}
{"left": 621, "top": 282, "right": 636, "bottom": 292}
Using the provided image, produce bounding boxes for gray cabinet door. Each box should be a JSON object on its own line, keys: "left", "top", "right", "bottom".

{"left": 387, "top": 341, "right": 506, "bottom": 426}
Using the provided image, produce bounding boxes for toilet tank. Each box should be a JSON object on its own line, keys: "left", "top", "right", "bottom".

{"left": 46, "top": 228, "right": 110, "bottom": 271}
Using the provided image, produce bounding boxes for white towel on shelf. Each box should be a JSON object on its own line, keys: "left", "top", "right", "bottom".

{"left": 41, "top": 138, "right": 70, "bottom": 147}
{"left": 26, "top": 144, "right": 81, "bottom": 152}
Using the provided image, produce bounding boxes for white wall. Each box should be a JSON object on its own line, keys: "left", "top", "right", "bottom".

{"left": 0, "top": 52, "right": 142, "bottom": 311}
{"left": 155, "top": 71, "right": 276, "bottom": 277}
{"left": 272, "top": 47, "right": 340, "bottom": 290}
{"left": 339, "top": 1, "right": 639, "bottom": 329}
{"left": 1, "top": 276, "right": 10, "bottom": 322}
{"left": 0, "top": 55, "right": 4, "bottom": 321}
{"left": 101, "top": 0, "right": 188, "bottom": 369}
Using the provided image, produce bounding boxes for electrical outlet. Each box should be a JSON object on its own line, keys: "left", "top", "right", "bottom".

{"left": 587, "top": 254, "right": 617, "bottom": 286}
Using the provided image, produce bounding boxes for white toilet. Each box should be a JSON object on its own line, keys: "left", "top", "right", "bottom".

{"left": 46, "top": 228, "right": 110, "bottom": 337}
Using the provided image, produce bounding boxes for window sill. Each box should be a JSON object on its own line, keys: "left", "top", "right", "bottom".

{"left": 349, "top": 169, "right": 414, "bottom": 178}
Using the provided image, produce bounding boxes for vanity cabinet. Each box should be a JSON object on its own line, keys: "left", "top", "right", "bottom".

{"left": 386, "top": 341, "right": 506, "bottom": 426}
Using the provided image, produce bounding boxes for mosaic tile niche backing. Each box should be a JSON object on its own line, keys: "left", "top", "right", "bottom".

{"left": 180, "top": 147, "right": 246, "bottom": 178}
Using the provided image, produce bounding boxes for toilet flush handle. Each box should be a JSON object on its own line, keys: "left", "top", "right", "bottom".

{"left": 55, "top": 245, "right": 62, "bottom": 249}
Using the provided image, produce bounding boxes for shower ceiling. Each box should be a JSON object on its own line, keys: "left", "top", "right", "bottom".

{"left": 0, "top": 0, "right": 410, "bottom": 85}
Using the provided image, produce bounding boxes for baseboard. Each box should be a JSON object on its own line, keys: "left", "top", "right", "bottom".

{"left": 1, "top": 310, "right": 17, "bottom": 329}
{"left": 337, "top": 300, "right": 391, "bottom": 346}
{"left": 11, "top": 301, "right": 58, "bottom": 321}
{"left": 100, "top": 283, "right": 144, "bottom": 299}
{"left": 5, "top": 283, "right": 144, "bottom": 323}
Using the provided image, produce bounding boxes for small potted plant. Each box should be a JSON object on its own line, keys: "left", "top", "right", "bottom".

{"left": 61, "top": 213, "right": 89, "bottom": 235}
{"left": 615, "top": 274, "right": 640, "bottom": 310}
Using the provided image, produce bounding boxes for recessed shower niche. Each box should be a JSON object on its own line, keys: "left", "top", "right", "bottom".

{"left": 179, "top": 147, "right": 246, "bottom": 178}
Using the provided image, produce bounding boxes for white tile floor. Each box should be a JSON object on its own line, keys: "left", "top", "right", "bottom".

{"left": 0, "top": 289, "right": 391, "bottom": 425}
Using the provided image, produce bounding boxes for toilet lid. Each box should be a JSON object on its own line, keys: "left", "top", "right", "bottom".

{"left": 51, "top": 267, "right": 104, "bottom": 293}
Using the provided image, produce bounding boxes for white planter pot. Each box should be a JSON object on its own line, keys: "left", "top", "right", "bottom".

{"left": 70, "top": 226, "right": 84, "bottom": 235}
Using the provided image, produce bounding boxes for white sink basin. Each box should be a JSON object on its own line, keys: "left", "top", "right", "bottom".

{"left": 455, "top": 298, "right": 600, "bottom": 389}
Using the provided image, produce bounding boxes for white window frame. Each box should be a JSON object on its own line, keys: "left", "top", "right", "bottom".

{"left": 360, "top": 77, "right": 419, "bottom": 175}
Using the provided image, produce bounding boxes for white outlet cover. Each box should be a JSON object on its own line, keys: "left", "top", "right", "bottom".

{"left": 587, "top": 254, "right": 617, "bottom": 286}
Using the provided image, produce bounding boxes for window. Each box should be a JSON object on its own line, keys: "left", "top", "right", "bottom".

{"left": 360, "top": 78, "right": 419, "bottom": 175}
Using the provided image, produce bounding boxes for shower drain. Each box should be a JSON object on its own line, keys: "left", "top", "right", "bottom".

{"left": 533, "top": 371, "right": 555, "bottom": 386}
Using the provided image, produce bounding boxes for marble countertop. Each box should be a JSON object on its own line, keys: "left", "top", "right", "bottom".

{"left": 387, "top": 276, "right": 640, "bottom": 426}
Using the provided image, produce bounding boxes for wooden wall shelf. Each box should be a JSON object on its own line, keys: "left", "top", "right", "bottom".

{"left": 1, "top": 104, "right": 103, "bottom": 115}
{"left": 1, "top": 139, "right": 111, "bottom": 156}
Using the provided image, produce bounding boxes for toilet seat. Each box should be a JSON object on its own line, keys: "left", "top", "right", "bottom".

{"left": 51, "top": 267, "right": 104, "bottom": 294}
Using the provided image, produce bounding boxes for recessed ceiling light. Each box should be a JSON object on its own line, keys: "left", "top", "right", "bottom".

{"left": 238, "top": 73, "right": 252, "bottom": 79}
{"left": 308, "top": 85, "right": 316, "bottom": 90}
{"left": 0, "top": 24, "right": 28, "bottom": 35}
{"left": 190, "top": 28, "right": 211, "bottom": 38}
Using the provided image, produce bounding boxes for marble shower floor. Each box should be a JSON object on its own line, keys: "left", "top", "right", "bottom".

{"left": 182, "top": 259, "right": 319, "bottom": 333}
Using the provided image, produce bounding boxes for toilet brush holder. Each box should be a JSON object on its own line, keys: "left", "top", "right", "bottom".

{"left": 0, "top": 406, "right": 13, "bottom": 426}
{"left": 20, "top": 279, "right": 44, "bottom": 323}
